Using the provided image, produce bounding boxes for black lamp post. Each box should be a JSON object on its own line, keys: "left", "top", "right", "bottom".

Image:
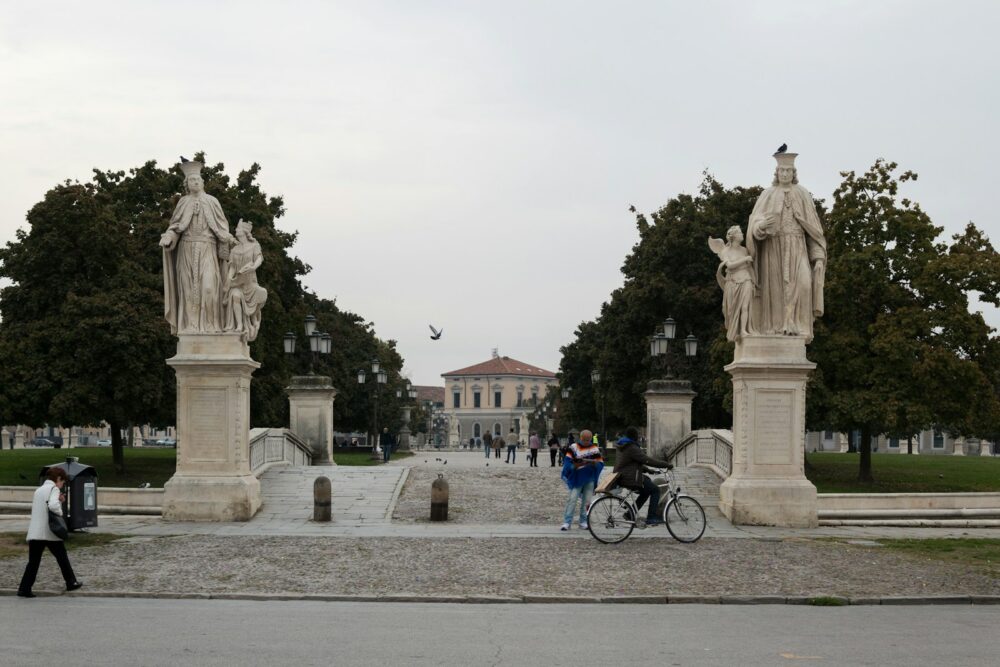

{"left": 649, "top": 317, "right": 698, "bottom": 379}
{"left": 283, "top": 314, "right": 330, "bottom": 374}
{"left": 590, "top": 369, "right": 606, "bottom": 452}
{"left": 358, "top": 358, "right": 388, "bottom": 460}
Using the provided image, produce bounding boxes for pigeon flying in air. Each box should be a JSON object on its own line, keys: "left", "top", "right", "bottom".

{"left": 180, "top": 155, "right": 190, "bottom": 163}
{"left": 628, "top": 204, "right": 637, "bottom": 213}
{"left": 429, "top": 325, "right": 443, "bottom": 340}
{"left": 776, "top": 143, "right": 787, "bottom": 154}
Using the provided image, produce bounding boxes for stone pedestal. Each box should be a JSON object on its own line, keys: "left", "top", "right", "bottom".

{"left": 287, "top": 375, "right": 337, "bottom": 466}
{"left": 1, "top": 429, "right": 9, "bottom": 450}
{"left": 14, "top": 428, "right": 25, "bottom": 449}
{"left": 718, "top": 335, "right": 818, "bottom": 528}
{"left": 644, "top": 379, "right": 696, "bottom": 458}
{"left": 398, "top": 406, "right": 412, "bottom": 450}
{"left": 162, "top": 334, "right": 262, "bottom": 521}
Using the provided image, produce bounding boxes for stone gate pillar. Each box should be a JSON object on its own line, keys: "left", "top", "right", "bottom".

{"left": 718, "top": 335, "right": 818, "bottom": 527}
{"left": 162, "top": 334, "right": 262, "bottom": 521}
{"left": 644, "top": 379, "right": 696, "bottom": 458}
{"left": 398, "top": 406, "right": 412, "bottom": 451}
{"left": 287, "top": 375, "right": 337, "bottom": 465}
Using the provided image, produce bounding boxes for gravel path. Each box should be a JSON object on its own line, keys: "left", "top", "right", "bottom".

{"left": 2, "top": 535, "right": 997, "bottom": 598}
{"left": 393, "top": 464, "right": 571, "bottom": 524}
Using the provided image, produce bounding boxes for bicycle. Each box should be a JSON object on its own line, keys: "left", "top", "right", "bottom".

{"left": 586, "top": 468, "right": 706, "bottom": 544}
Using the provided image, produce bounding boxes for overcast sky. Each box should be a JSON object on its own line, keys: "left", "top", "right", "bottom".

{"left": 2, "top": 1, "right": 998, "bottom": 386}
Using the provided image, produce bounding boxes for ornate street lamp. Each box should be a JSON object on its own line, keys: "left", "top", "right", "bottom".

{"left": 358, "top": 358, "right": 390, "bottom": 460}
{"left": 283, "top": 314, "right": 329, "bottom": 374}
{"left": 650, "top": 317, "right": 697, "bottom": 379}
{"left": 590, "top": 369, "right": 606, "bottom": 452}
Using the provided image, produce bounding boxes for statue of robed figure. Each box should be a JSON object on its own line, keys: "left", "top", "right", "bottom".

{"left": 746, "top": 152, "right": 827, "bottom": 342}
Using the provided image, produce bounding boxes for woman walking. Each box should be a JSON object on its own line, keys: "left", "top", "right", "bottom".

{"left": 528, "top": 431, "right": 541, "bottom": 467}
{"left": 17, "top": 468, "right": 82, "bottom": 598}
{"left": 548, "top": 434, "right": 560, "bottom": 467}
{"left": 492, "top": 432, "right": 504, "bottom": 459}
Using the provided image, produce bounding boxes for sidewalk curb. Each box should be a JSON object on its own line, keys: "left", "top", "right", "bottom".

{"left": 3, "top": 588, "right": 997, "bottom": 605}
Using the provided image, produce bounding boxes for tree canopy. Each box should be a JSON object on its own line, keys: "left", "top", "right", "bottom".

{"left": 0, "top": 155, "right": 405, "bottom": 469}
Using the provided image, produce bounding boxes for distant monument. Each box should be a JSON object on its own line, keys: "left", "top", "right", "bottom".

{"left": 160, "top": 160, "right": 264, "bottom": 521}
{"left": 716, "top": 150, "right": 825, "bottom": 528}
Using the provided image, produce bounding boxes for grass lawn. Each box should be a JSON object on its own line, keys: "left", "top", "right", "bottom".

{"left": 0, "top": 448, "right": 177, "bottom": 488}
{"left": 0, "top": 531, "right": 125, "bottom": 560}
{"left": 806, "top": 452, "right": 1000, "bottom": 493}
{"left": 876, "top": 538, "right": 1000, "bottom": 579}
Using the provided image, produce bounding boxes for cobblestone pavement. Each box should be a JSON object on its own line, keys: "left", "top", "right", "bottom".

{"left": 1, "top": 534, "right": 997, "bottom": 598}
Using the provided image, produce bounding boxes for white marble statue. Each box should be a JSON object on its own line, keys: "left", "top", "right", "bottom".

{"left": 709, "top": 225, "right": 756, "bottom": 342}
{"left": 160, "top": 160, "right": 236, "bottom": 335}
{"left": 746, "top": 152, "right": 827, "bottom": 342}
{"left": 222, "top": 219, "right": 268, "bottom": 342}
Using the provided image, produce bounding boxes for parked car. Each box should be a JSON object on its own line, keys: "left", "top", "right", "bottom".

{"left": 155, "top": 438, "right": 177, "bottom": 447}
{"left": 97, "top": 439, "right": 112, "bottom": 446}
{"left": 31, "top": 437, "right": 58, "bottom": 447}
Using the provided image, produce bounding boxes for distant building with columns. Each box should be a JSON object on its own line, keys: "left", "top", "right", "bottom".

{"left": 442, "top": 354, "right": 557, "bottom": 446}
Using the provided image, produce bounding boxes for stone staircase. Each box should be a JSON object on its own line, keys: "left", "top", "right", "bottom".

{"left": 669, "top": 466, "right": 722, "bottom": 514}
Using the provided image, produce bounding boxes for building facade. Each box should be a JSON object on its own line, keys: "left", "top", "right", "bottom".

{"left": 805, "top": 429, "right": 996, "bottom": 456}
{"left": 441, "top": 355, "right": 557, "bottom": 447}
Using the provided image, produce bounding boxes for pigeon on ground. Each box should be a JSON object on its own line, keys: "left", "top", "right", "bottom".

{"left": 776, "top": 143, "right": 787, "bottom": 154}
{"left": 429, "top": 325, "right": 443, "bottom": 341}
{"left": 444, "top": 460, "right": 447, "bottom": 465}
{"left": 180, "top": 155, "right": 190, "bottom": 163}
{"left": 18, "top": 472, "right": 28, "bottom": 481}
{"left": 138, "top": 482, "right": 151, "bottom": 489}
{"left": 628, "top": 204, "right": 637, "bottom": 213}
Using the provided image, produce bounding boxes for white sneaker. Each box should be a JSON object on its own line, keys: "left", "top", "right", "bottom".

{"left": 560, "top": 523, "right": 570, "bottom": 531}
{"left": 579, "top": 522, "right": 589, "bottom": 530}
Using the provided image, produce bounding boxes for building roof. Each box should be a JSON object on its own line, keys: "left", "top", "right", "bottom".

{"left": 414, "top": 385, "right": 444, "bottom": 404}
{"left": 442, "top": 356, "right": 557, "bottom": 379}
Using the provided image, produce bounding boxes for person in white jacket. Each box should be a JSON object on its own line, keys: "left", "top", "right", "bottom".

{"left": 17, "top": 467, "right": 81, "bottom": 598}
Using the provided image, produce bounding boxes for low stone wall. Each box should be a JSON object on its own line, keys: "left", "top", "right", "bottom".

{"left": 818, "top": 492, "right": 1000, "bottom": 520}
{"left": 0, "top": 486, "right": 163, "bottom": 515}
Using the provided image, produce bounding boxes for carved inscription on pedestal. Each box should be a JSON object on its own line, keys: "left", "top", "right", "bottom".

{"left": 188, "top": 387, "right": 228, "bottom": 462}
{"left": 753, "top": 389, "right": 794, "bottom": 465}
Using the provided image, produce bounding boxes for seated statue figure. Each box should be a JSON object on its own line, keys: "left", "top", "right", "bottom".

{"left": 222, "top": 219, "right": 268, "bottom": 342}
{"left": 709, "top": 225, "right": 756, "bottom": 342}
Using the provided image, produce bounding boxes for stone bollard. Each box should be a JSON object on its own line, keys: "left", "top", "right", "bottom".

{"left": 313, "top": 475, "right": 332, "bottom": 522}
{"left": 430, "top": 473, "right": 449, "bottom": 521}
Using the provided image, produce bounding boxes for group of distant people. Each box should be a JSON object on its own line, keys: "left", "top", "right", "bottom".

{"left": 478, "top": 429, "right": 543, "bottom": 465}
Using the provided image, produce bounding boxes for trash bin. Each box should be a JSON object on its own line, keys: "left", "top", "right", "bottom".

{"left": 39, "top": 457, "right": 98, "bottom": 531}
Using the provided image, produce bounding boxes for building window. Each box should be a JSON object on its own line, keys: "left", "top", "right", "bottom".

{"left": 823, "top": 430, "right": 834, "bottom": 440}
{"left": 493, "top": 422, "right": 502, "bottom": 436}
{"left": 531, "top": 391, "right": 538, "bottom": 405}
{"left": 453, "top": 392, "right": 460, "bottom": 409}
{"left": 933, "top": 430, "right": 944, "bottom": 449}
{"left": 516, "top": 391, "right": 523, "bottom": 407}
{"left": 494, "top": 391, "right": 501, "bottom": 408}
{"left": 474, "top": 391, "right": 481, "bottom": 408}
{"left": 473, "top": 423, "right": 481, "bottom": 438}
{"left": 889, "top": 437, "right": 899, "bottom": 448}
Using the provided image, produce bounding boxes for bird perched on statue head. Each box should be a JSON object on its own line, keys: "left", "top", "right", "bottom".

{"left": 775, "top": 143, "right": 787, "bottom": 154}
{"left": 179, "top": 155, "right": 190, "bottom": 163}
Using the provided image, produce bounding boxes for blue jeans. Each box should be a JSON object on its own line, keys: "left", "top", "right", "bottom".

{"left": 563, "top": 482, "right": 595, "bottom": 526}
{"left": 484, "top": 443, "right": 491, "bottom": 458}
{"left": 382, "top": 445, "right": 391, "bottom": 463}
{"left": 506, "top": 446, "right": 516, "bottom": 463}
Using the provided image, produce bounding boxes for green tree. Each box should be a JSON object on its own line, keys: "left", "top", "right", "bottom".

{"left": 559, "top": 176, "right": 766, "bottom": 431}
{"left": 809, "top": 159, "right": 1000, "bottom": 482}
{"left": 0, "top": 156, "right": 404, "bottom": 470}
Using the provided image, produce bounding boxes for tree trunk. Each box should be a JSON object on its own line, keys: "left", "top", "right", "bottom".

{"left": 906, "top": 435, "right": 913, "bottom": 455}
{"left": 858, "top": 425, "right": 874, "bottom": 484}
{"left": 110, "top": 419, "right": 125, "bottom": 474}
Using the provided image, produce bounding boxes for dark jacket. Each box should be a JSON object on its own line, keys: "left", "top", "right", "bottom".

{"left": 612, "top": 439, "right": 670, "bottom": 490}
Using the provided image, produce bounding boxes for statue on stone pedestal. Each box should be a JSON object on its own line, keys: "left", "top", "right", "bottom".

{"left": 160, "top": 160, "right": 236, "bottom": 336}
{"left": 222, "top": 219, "right": 268, "bottom": 342}
{"left": 746, "top": 152, "right": 827, "bottom": 342}
{"left": 709, "top": 225, "right": 756, "bottom": 342}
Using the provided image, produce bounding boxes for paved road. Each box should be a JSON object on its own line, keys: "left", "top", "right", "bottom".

{"left": 3, "top": 598, "right": 998, "bottom": 666}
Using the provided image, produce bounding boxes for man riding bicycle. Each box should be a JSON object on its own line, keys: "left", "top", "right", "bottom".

{"left": 613, "top": 427, "right": 673, "bottom": 527}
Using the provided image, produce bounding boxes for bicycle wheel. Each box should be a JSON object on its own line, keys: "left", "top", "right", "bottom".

{"left": 664, "top": 495, "right": 706, "bottom": 543}
{"left": 587, "top": 495, "right": 635, "bottom": 544}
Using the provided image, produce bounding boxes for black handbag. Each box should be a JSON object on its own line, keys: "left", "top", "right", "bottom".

{"left": 48, "top": 509, "right": 69, "bottom": 539}
{"left": 46, "top": 488, "right": 69, "bottom": 539}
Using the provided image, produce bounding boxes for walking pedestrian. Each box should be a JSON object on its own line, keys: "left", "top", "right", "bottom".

{"left": 560, "top": 429, "right": 603, "bottom": 531}
{"left": 17, "top": 467, "right": 82, "bottom": 598}
{"left": 483, "top": 430, "right": 493, "bottom": 459}
{"left": 505, "top": 428, "right": 518, "bottom": 464}
{"left": 529, "top": 431, "right": 541, "bottom": 467}
{"left": 380, "top": 427, "right": 395, "bottom": 463}
{"left": 493, "top": 432, "right": 503, "bottom": 459}
{"left": 548, "top": 434, "right": 560, "bottom": 466}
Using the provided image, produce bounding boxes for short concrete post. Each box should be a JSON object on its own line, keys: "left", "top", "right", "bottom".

{"left": 430, "top": 473, "right": 449, "bottom": 521}
{"left": 313, "top": 475, "right": 332, "bottom": 522}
